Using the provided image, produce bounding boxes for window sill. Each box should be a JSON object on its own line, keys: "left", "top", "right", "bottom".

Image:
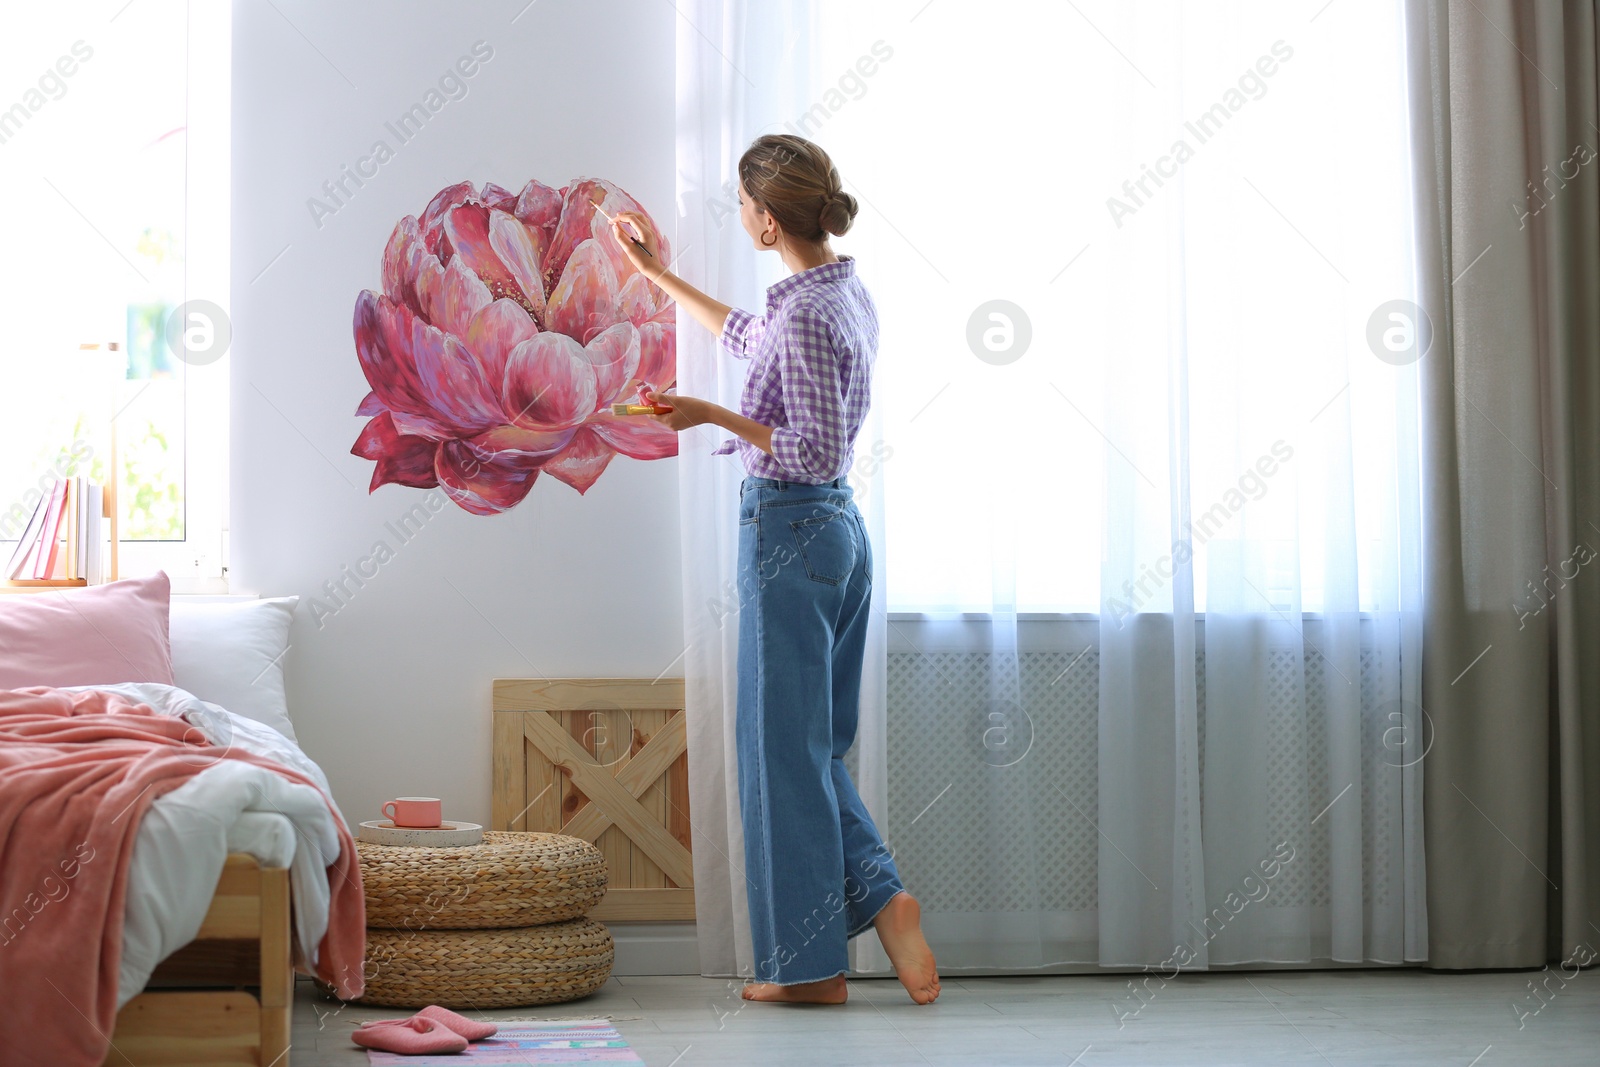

{"left": 169, "top": 575, "right": 232, "bottom": 595}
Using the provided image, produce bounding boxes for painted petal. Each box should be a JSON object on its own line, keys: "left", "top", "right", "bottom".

{"left": 542, "top": 426, "right": 616, "bottom": 494}
{"left": 503, "top": 333, "right": 597, "bottom": 431}
{"left": 442, "top": 202, "right": 542, "bottom": 322}
{"left": 515, "top": 179, "right": 564, "bottom": 240}
{"left": 435, "top": 437, "right": 540, "bottom": 515}
{"left": 468, "top": 423, "right": 576, "bottom": 461}
{"left": 588, "top": 411, "right": 679, "bottom": 460}
{"left": 617, "top": 273, "right": 675, "bottom": 388}
{"left": 618, "top": 270, "right": 672, "bottom": 325}
{"left": 355, "top": 390, "right": 384, "bottom": 416}
{"left": 581, "top": 321, "right": 640, "bottom": 408}
{"left": 588, "top": 183, "right": 667, "bottom": 289}
{"left": 545, "top": 240, "right": 622, "bottom": 344}
{"left": 415, "top": 254, "right": 493, "bottom": 338}
{"left": 542, "top": 179, "right": 663, "bottom": 290}
{"left": 354, "top": 290, "right": 504, "bottom": 440}
{"left": 381, "top": 215, "right": 429, "bottom": 316}
{"left": 351, "top": 411, "right": 440, "bottom": 491}
{"left": 419, "top": 181, "right": 476, "bottom": 256}
{"left": 523, "top": 223, "right": 550, "bottom": 296}
{"left": 464, "top": 298, "right": 537, "bottom": 390}
{"left": 488, "top": 210, "right": 547, "bottom": 327}
{"left": 542, "top": 179, "right": 606, "bottom": 293}
{"left": 635, "top": 319, "right": 675, "bottom": 389}
{"left": 354, "top": 290, "right": 449, "bottom": 438}
{"left": 480, "top": 182, "right": 519, "bottom": 212}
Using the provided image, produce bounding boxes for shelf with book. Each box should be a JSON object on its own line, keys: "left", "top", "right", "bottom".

{"left": 3, "top": 346, "right": 121, "bottom": 594}
{"left": 2, "top": 478, "right": 114, "bottom": 592}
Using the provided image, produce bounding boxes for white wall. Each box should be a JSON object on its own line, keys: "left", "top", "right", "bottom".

{"left": 230, "top": 0, "right": 691, "bottom": 970}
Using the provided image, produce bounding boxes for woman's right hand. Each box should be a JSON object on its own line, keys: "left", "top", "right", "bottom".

{"left": 609, "top": 210, "right": 661, "bottom": 269}
{"left": 601, "top": 212, "right": 735, "bottom": 338}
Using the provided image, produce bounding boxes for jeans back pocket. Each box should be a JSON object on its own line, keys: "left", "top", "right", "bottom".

{"left": 789, "top": 509, "right": 855, "bottom": 585}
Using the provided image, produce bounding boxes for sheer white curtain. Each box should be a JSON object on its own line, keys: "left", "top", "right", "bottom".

{"left": 675, "top": 0, "right": 897, "bottom": 980}
{"left": 680, "top": 0, "right": 1426, "bottom": 977}
{"left": 815, "top": 0, "right": 1425, "bottom": 969}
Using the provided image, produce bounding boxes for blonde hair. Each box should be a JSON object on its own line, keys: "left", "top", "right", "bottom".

{"left": 738, "top": 134, "right": 858, "bottom": 241}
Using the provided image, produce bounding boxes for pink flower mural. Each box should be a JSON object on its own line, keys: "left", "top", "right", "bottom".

{"left": 350, "top": 178, "right": 676, "bottom": 514}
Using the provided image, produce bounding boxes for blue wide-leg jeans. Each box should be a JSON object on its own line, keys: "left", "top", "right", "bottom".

{"left": 735, "top": 474, "right": 906, "bottom": 986}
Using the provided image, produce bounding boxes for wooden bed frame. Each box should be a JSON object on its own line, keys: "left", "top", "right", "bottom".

{"left": 101, "top": 853, "right": 293, "bottom": 1067}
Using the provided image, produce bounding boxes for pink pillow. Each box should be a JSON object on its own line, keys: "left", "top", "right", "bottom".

{"left": 0, "top": 571, "right": 174, "bottom": 690}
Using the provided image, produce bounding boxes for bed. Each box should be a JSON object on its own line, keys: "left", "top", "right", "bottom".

{"left": 89, "top": 681, "right": 346, "bottom": 1067}
{"left": 0, "top": 575, "right": 362, "bottom": 1067}
{"left": 107, "top": 855, "right": 292, "bottom": 1067}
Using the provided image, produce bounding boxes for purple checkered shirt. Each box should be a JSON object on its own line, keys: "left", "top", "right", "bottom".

{"left": 712, "top": 254, "right": 878, "bottom": 482}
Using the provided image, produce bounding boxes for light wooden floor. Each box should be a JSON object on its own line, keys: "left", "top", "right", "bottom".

{"left": 290, "top": 968, "right": 1597, "bottom": 1065}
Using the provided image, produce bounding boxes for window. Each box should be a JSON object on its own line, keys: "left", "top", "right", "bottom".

{"left": 814, "top": 0, "right": 1417, "bottom": 615}
{"left": 0, "top": 2, "right": 230, "bottom": 589}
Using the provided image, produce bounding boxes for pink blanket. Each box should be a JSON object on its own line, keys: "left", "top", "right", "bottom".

{"left": 0, "top": 686, "right": 366, "bottom": 1066}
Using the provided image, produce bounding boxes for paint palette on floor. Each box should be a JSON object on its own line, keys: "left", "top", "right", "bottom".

{"left": 364, "top": 1019, "right": 644, "bottom": 1065}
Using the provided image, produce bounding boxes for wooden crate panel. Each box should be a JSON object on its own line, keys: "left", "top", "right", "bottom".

{"left": 493, "top": 679, "right": 694, "bottom": 922}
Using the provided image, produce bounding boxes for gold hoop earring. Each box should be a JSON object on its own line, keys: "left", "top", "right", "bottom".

{"left": 760, "top": 232, "right": 777, "bottom": 247}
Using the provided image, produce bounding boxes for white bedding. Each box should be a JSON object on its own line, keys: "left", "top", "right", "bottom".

{"left": 61, "top": 682, "right": 347, "bottom": 1010}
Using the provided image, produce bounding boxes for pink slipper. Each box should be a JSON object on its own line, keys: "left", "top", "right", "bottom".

{"left": 413, "top": 1005, "right": 498, "bottom": 1041}
{"left": 351, "top": 1016, "right": 468, "bottom": 1054}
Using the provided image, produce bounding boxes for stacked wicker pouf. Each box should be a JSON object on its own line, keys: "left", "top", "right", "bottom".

{"left": 348, "top": 831, "right": 613, "bottom": 1009}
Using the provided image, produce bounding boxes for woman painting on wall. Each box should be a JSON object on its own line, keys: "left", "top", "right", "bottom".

{"left": 608, "top": 134, "right": 939, "bottom": 1006}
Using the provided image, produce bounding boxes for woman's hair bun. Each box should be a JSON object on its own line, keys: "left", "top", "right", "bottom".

{"left": 738, "top": 135, "right": 856, "bottom": 242}
{"left": 818, "top": 188, "right": 858, "bottom": 237}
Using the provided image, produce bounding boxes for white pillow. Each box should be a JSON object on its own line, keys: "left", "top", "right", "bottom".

{"left": 168, "top": 596, "right": 299, "bottom": 743}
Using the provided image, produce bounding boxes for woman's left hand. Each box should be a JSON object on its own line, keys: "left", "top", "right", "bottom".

{"left": 646, "top": 388, "right": 713, "bottom": 431}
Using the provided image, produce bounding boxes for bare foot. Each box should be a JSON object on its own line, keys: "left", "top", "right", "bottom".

{"left": 740, "top": 974, "right": 848, "bottom": 1004}
{"left": 873, "top": 891, "right": 941, "bottom": 1004}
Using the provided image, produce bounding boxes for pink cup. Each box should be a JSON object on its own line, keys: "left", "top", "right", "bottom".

{"left": 382, "top": 797, "right": 443, "bottom": 828}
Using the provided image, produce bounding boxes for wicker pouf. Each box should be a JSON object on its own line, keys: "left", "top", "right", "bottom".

{"left": 348, "top": 831, "right": 612, "bottom": 1009}
{"left": 356, "top": 917, "right": 615, "bottom": 1009}
{"left": 357, "top": 831, "right": 606, "bottom": 928}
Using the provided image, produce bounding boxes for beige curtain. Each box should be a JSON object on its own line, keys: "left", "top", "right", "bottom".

{"left": 1405, "top": 0, "right": 1600, "bottom": 968}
